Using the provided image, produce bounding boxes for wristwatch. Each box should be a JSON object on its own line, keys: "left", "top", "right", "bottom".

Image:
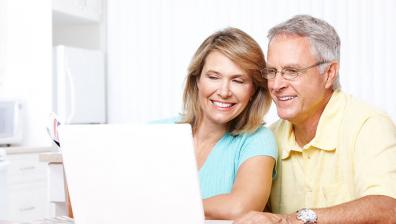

{"left": 296, "top": 208, "right": 318, "bottom": 224}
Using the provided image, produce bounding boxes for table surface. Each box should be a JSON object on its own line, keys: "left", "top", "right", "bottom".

{"left": 0, "top": 219, "right": 233, "bottom": 224}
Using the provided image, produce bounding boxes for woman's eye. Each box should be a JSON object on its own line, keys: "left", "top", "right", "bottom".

{"left": 233, "top": 79, "right": 244, "bottom": 84}
{"left": 207, "top": 74, "right": 219, "bottom": 80}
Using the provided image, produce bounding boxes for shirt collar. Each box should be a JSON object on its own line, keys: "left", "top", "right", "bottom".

{"left": 281, "top": 90, "right": 344, "bottom": 159}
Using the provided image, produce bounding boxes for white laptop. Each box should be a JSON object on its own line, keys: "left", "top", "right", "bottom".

{"left": 59, "top": 124, "right": 232, "bottom": 224}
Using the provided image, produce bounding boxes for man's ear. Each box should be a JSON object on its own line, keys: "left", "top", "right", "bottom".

{"left": 325, "top": 62, "right": 339, "bottom": 89}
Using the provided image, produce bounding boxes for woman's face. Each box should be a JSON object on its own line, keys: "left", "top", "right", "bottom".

{"left": 197, "top": 51, "right": 255, "bottom": 127}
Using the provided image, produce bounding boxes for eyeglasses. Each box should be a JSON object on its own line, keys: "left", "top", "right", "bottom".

{"left": 261, "top": 61, "right": 330, "bottom": 80}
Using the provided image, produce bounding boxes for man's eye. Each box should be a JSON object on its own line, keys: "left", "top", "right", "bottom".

{"left": 283, "top": 68, "right": 298, "bottom": 74}
{"left": 266, "top": 69, "right": 277, "bottom": 74}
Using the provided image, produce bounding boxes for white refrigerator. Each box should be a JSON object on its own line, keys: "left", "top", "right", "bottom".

{"left": 53, "top": 45, "right": 106, "bottom": 124}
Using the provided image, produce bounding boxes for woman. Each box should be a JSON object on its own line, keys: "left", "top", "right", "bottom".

{"left": 50, "top": 27, "right": 277, "bottom": 220}
{"left": 179, "top": 27, "right": 277, "bottom": 220}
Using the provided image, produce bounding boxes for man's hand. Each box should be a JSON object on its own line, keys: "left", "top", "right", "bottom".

{"left": 233, "top": 211, "right": 294, "bottom": 224}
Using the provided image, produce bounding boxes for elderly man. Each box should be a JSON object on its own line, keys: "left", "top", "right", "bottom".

{"left": 235, "top": 15, "right": 396, "bottom": 224}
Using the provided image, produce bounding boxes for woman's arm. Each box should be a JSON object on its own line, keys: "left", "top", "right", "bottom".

{"left": 203, "top": 156, "right": 275, "bottom": 220}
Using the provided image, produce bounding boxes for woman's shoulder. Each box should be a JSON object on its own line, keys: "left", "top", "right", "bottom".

{"left": 231, "top": 125, "right": 278, "bottom": 168}
{"left": 224, "top": 125, "right": 277, "bottom": 150}
{"left": 148, "top": 116, "right": 181, "bottom": 124}
{"left": 238, "top": 125, "right": 275, "bottom": 141}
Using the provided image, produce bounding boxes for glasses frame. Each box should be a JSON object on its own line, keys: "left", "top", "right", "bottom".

{"left": 262, "top": 61, "right": 330, "bottom": 80}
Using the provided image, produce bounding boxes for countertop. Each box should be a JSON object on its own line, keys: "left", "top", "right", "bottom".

{"left": 39, "top": 151, "right": 63, "bottom": 163}
{"left": 0, "top": 145, "right": 56, "bottom": 155}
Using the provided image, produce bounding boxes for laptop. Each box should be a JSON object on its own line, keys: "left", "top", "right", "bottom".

{"left": 58, "top": 124, "right": 232, "bottom": 224}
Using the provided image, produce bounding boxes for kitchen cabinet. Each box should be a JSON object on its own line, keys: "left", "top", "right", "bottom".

{"left": 3, "top": 147, "right": 54, "bottom": 222}
{"left": 39, "top": 152, "right": 69, "bottom": 218}
{"left": 53, "top": 0, "right": 102, "bottom": 23}
{"left": 52, "top": 0, "right": 105, "bottom": 51}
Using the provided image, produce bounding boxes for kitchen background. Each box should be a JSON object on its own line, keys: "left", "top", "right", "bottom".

{"left": 1, "top": 0, "right": 395, "bottom": 147}
{"left": 0, "top": 0, "right": 395, "bottom": 221}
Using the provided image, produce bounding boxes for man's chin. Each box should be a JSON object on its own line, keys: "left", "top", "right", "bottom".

{"left": 277, "top": 110, "right": 296, "bottom": 121}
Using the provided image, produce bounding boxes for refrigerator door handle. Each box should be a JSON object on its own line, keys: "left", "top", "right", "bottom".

{"left": 64, "top": 60, "right": 76, "bottom": 124}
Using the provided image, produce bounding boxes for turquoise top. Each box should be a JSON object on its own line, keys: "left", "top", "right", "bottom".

{"left": 151, "top": 117, "right": 278, "bottom": 199}
{"left": 199, "top": 126, "right": 277, "bottom": 199}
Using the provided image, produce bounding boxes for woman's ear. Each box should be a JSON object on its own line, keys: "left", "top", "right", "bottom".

{"left": 325, "top": 62, "right": 339, "bottom": 89}
{"left": 250, "top": 87, "right": 258, "bottom": 100}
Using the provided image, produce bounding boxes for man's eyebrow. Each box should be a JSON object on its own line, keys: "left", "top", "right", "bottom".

{"left": 266, "top": 63, "right": 302, "bottom": 68}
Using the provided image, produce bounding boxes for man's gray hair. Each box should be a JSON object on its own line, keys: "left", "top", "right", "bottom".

{"left": 268, "top": 15, "right": 341, "bottom": 90}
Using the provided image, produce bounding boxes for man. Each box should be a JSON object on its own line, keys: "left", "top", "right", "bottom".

{"left": 235, "top": 15, "right": 396, "bottom": 224}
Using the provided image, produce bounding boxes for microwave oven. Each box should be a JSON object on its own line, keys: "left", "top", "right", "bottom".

{"left": 0, "top": 99, "right": 23, "bottom": 146}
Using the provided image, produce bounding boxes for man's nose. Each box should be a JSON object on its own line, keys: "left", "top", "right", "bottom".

{"left": 269, "top": 72, "right": 287, "bottom": 92}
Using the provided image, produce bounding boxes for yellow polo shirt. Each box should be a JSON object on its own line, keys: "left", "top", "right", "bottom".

{"left": 269, "top": 90, "right": 396, "bottom": 214}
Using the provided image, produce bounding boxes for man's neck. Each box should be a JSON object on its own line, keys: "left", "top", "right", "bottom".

{"left": 293, "top": 91, "right": 333, "bottom": 147}
{"left": 293, "top": 117, "right": 321, "bottom": 147}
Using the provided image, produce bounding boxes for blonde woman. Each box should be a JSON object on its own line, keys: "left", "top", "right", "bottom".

{"left": 174, "top": 28, "right": 277, "bottom": 220}
{"left": 49, "top": 27, "right": 278, "bottom": 220}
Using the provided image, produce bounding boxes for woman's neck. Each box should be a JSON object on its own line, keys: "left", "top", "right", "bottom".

{"left": 194, "top": 119, "right": 227, "bottom": 144}
{"left": 193, "top": 119, "right": 227, "bottom": 169}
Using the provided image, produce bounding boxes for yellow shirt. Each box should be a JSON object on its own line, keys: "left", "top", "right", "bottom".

{"left": 270, "top": 90, "right": 396, "bottom": 214}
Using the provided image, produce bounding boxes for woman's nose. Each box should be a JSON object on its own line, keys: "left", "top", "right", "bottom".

{"left": 217, "top": 81, "right": 232, "bottom": 98}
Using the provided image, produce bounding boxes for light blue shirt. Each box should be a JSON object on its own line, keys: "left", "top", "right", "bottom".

{"left": 199, "top": 126, "right": 277, "bottom": 199}
{"left": 151, "top": 117, "right": 278, "bottom": 199}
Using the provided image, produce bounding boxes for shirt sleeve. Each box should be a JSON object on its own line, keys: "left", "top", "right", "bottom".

{"left": 237, "top": 126, "right": 278, "bottom": 176}
{"left": 354, "top": 114, "right": 396, "bottom": 199}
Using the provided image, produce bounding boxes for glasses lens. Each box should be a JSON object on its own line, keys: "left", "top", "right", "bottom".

{"left": 262, "top": 68, "right": 277, "bottom": 79}
{"left": 282, "top": 68, "right": 299, "bottom": 80}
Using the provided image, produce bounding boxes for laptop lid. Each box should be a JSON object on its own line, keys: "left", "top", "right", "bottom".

{"left": 59, "top": 124, "right": 205, "bottom": 224}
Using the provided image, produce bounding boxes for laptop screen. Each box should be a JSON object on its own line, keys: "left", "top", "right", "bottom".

{"left": 59, "top": 124, "right": 205, "bottom": 224}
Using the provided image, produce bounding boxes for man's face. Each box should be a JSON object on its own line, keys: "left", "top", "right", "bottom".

{"left": 267, "top": 35, "right": 333, "bottom": 125}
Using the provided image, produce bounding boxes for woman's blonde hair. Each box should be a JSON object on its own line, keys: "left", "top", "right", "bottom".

{"left": 180, "top": 27, "right": 271, "bottom": 135}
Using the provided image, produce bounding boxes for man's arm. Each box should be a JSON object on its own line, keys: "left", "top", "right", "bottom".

{"left": 234, "top": 195, "right": 396, "bottom": 224}
{"left": 235, "top": 115, "right": 396, "bottom": 223}
{"left": 312, "top": 195, "right": 396, "bottom": 223}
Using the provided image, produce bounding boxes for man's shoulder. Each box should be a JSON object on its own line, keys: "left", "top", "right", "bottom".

{"left": 342, "top": 92, "right": 389, "bottom": 120}
{"left": 269, "top": 119, "right": 289, "bottom": 137}
{"left": 332, "top": 91, "right": 396, "bottom": 139}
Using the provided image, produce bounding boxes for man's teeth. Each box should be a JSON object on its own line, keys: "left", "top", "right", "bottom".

{"left": 278, "top": 96, "right": 296, "bottom": 101}
{"left": 212, "top": 101, "right": 233, "bottom": 108}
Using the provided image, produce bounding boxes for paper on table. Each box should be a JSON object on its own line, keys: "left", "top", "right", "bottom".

{"left": 46, "top": 112, "right": 61, "bottom": 148}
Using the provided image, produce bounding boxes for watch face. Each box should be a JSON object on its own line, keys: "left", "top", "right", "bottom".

{"left": 297, "top": 208, "right": 317, "bottom": 223}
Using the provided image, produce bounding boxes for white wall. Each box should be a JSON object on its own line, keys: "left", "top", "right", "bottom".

{"left": 0, "top": 0, "right": 52, "bottom": 146}
{"left": 0, "top": 0, "right": 7, "bottom": 87}
{"left": 107, "top": 0, "right": 396, "bottom": 125}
